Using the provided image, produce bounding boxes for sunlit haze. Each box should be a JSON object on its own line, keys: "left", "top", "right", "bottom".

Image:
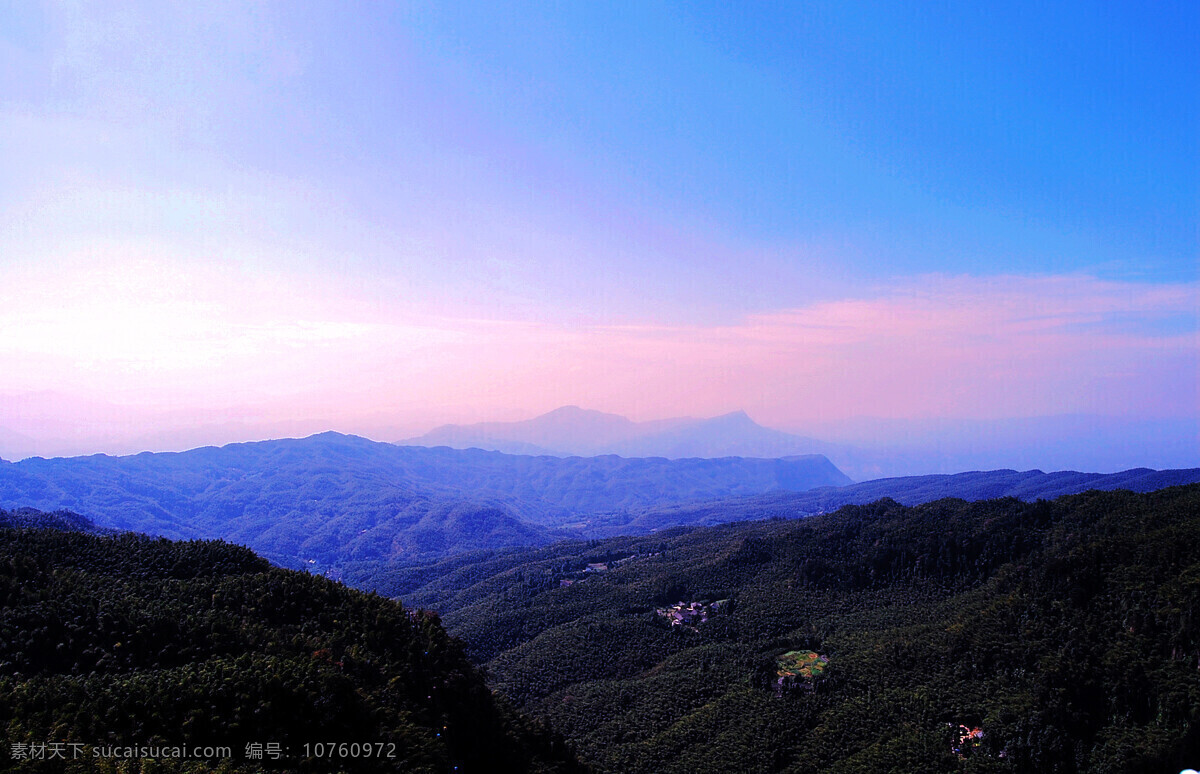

{"left": 0, "top": 2, "right": 1196, "bottom": 466}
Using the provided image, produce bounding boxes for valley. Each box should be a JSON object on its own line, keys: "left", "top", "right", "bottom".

{"left": 4, "top": 3, "right": 1193, "bottom": 771}
{"left": 4, "top": 483, "right": 1199, "bottom": 772}
{"left": 2, "top": 431, "right": 1194, "bottom": 576}
{"left": 2, "top": 438, "right": 1199, "bottom": 772}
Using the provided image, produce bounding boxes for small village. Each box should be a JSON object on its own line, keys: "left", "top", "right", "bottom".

{"left": 655, "top": 599, "right": 727, "bottom": 627}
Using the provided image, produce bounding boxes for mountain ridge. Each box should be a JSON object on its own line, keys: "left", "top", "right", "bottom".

{"left": 401, "top": 406, "right": 841, "bottom": 465}
{"left": 0, "top": 432, "right": 851, "bottom": 570}
{"left": 607, "top": 465, "right": 1200, "bottom": 534}
{"left": 400, "top": 407, "right": 1200, "bottom": 478}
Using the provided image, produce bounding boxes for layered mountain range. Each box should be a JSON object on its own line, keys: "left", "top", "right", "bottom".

{"left": 2, "top": 430, "right": 1197, "bottom": 579}
{"left": 0, "top": 432, "right": 850, "bottom": 570}
{"left": 2, "top": 441, "right": 1198, "bottom": 771}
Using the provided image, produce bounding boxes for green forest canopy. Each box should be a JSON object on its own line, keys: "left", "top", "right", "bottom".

{"left": 361, "top": 485, "right": 1200, "bottom": 774}
{"left": 0, "top": 512, "right": 583, "bottom": 774}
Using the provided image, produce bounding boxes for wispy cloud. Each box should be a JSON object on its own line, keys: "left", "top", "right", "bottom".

{"left": 5, "top": 260, "right": 1191, "bottom": 439}
{"left": 557, "top": 274, "right": 1197, "bottom": 422}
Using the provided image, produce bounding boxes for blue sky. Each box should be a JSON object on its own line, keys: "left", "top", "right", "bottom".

{"left": 400, "top": 1, "right": 1197, "bottom": 281}
{"left": 0, "top": 1, "right": 1195, "bottom": 458}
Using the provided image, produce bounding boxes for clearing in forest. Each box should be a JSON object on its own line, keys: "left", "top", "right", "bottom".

{"left": 776, "top": 650, "right": 828, "bottom": 680}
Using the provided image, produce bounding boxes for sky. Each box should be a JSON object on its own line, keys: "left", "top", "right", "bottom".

{"left": 0, "top": 1, "right": 1196, "bottom": 462}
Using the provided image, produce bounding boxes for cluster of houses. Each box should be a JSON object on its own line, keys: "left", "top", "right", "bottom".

{"left": 655, "top": 599, "right": 726, "bottom": 627}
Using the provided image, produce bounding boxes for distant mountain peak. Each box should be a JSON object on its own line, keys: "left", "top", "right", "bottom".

{"left": 537, "top": 405, "right": 630, "bottom": 422}
{"left": 709, "top": 410, "right": 756, "bottom": 425}
{"left": 400, "top": 407, "right": 843, "bottom": 463}
{"left": 544, "top": 405, "right": 619, "bottom": 417}
{"left": 545, "top": 404, "right": 586, "bottom": 414}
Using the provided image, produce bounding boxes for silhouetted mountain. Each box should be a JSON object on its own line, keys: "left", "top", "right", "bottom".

{"left": 0, "top": 433, "right": 850, "bottom": 570}
{"left": 405, "top": 406, "right": 675, "bottom": 456}
{"left": 402, "top": 406, "right": 841, "bottom": 462}
{"left": 610, "top": 410, "right": 838, "bottom": 459}
{"left": 403, "top": 408, "right": 1200, "bottom": 479}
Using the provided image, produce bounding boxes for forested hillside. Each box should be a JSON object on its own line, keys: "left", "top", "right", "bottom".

{"left": 0, "top": 513, "right": 583, "bottom": 773}
{"left": 0, "top": 506, "right": 112, "bottom": 534}
{"left": 361, "top": 486, "right": 1200, "bottom": 773}
{"left": 342, "top": 467, "right": 1200, "bottom": 598}
{"left": 592, "top": 466, "right": 1200, "bottom": 535}
{"left": 0, "top": 433, "right": 848, "bottom": 570}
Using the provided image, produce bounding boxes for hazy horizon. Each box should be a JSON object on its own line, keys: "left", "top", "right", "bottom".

{"left": 1, "top": 3, "right": 1195, "bottom": 469}
{"left": 1, "top": 395, "right": 1195, "bottom": 480}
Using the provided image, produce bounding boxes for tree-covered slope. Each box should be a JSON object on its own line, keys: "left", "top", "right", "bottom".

{"left": 372, "top": 486, "right": 1200, "bottom": 773}
{"left": 342, "top": 468, "right": 1200, "bottom": 604}
{"left": 594, "top": 466, "right": 1200, "bottom": 535}
{"left": 0, "top": 506, "right": 112, "bottom": 534}
{"left": 0, "top": 433, "right": 849, "bottom": 569}
{"left": 0, "top": 516, "right": 583, "bottom": 773}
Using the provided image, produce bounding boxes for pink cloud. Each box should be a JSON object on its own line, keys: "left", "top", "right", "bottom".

{"left": 0, "top": 267, "right": 1194, "bottom": 454}
{"left": 451, "top": 274, "right": 1196, "bottom": 425}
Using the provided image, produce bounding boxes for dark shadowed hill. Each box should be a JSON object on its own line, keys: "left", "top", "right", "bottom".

{"left": 0, "top": 505, "right": 113, "bottom": 534}
{"left": 0, "top": 511, "right": 582, "bottom": 773}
